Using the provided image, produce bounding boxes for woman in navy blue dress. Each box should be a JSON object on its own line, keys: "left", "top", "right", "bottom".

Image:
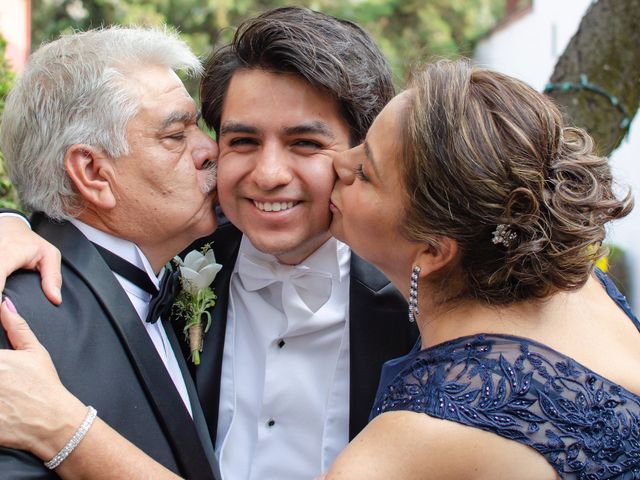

{"left": 327, "top": 60, "right": 639, "bottom": 479}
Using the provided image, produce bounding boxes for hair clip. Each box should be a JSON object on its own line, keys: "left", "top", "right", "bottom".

{"left": 492, "top": 224, "right": 517, "bottom": 247}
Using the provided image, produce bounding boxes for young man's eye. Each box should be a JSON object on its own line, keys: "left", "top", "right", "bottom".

{"left": 355, "top": 164, "right": 369, "bottom": 181}
{"left": 228, "top": 137, "right": 258, "bottom": 147}
{"left": 293, "top": 139, "right": 323, "bottom": 149}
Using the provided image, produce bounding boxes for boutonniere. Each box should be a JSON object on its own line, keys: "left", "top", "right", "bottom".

{"left": 172, "top": 243, "right": 222, "bottom": 365}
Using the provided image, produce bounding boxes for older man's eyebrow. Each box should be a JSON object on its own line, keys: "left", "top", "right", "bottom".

{"left": 363, "top": 140, "right": 381, "bottom": 179}
{"left": 160, "top": 110, "right": 197, "bottom": 130}
{"left": 283, "top": 121, "right": 336, "bottom": 140}
{"left": 220, "top": 121, "right": 258, "bottom": 136}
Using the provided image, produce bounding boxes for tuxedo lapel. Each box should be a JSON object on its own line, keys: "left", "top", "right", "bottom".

{"left": 347, "top": 253, "right": 417, "bottom": 439}
{"left": 178, "top": 223, "right": 243, "bottom": 445}
{"left": 163, "top": 317, "right": 221, "bottom": 479}
{"left": 32, "top": 215, "right": 218, "bottom": 480}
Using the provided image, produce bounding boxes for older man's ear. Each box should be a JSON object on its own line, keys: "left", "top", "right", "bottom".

{"left": 64, "top": 145, "right": 117, "bottom": 210}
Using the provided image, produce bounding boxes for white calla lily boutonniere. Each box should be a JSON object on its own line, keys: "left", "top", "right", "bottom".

{"left": 172, "top": 244, "right": 222, "bottom": 365}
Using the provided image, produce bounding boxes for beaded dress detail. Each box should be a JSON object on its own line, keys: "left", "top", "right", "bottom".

{"left": 371, "top": 272, "right": 640, "bottom": 479}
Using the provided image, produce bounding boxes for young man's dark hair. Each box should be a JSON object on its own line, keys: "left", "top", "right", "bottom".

{"left": 201, "top": 6, "right": 395, "bottom": 147}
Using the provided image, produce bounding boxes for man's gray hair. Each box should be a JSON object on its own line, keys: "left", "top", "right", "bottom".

{"left": 0, "top": 26, "right": 202, "bottom": 220}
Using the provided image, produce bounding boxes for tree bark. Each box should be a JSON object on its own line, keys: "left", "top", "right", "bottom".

{"left": 547, "top": 0, "right": 640, "bottom": 155}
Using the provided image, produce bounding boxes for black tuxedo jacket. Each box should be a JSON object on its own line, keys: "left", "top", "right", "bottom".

{"left": 0, "top": 214, "right": 220, "bottom": 480}
{"left": 178, "top": 222, "right": 418, "bottom": 447}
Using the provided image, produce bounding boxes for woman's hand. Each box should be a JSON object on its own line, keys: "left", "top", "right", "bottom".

{"left": 0, "top": 298, "right": 86, "bottom": 460}
{"left": 0, "top": 217, "right": 62, "bottom": 305}
{"left": 0, "top": 299, "right": 183, "bottom": 478}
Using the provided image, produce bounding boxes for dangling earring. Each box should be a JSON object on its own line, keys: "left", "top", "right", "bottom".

{"left": 408, "top": 265, "right": 421, "bottom": 322}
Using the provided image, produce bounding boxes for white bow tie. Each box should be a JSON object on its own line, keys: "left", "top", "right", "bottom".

{"left": 237, "top": 253, "right": 333, "bottom": 313}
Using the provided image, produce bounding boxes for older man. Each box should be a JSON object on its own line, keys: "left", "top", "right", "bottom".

{"left": 0, "top": 8, "right": 418, "bottom": 480}
{"left": 0, "top": 27, "right": 220, "bottom": 479}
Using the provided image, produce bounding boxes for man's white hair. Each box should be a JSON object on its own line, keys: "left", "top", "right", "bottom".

{"left": 0, "top": 26, "right": 202, "bottom": 220}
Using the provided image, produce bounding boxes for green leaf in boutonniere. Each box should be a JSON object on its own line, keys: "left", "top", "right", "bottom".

{"left": 171, "top": 243, "right": 222, "bottom": 365}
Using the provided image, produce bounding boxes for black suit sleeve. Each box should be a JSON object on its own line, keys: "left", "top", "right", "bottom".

{"left": 0, "top": 448, "right": 57, "bottom": 480}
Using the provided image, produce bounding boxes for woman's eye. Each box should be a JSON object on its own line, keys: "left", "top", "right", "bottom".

{"left": 355, "top": 164, "right": 369, "bottom": 181}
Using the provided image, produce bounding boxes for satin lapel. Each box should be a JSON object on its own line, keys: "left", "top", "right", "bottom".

{"left": 32, "top": 215, "right": 216, "bottom": 480}
{"left": 177, "top": 223, "right": 243, "bottom": 445}
{"left": 163, "top": 317, "right": 221, "bottom": 480}
{"left": 347, "top": 253, "right": 417, "bottom": 439}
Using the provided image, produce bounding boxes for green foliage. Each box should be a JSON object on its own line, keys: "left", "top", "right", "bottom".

{"left": 316, "top": 0, "right": 505, "bottom": 80}
{"left": 31, "top": 0, "right": 506, "bottom": 89}
{"left": 0, "top": 35, "right": 19, "bottom": 210}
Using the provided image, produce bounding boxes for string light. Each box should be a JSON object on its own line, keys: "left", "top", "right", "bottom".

{"left": 544, "top": 74, "right": 632, "bottom": 137}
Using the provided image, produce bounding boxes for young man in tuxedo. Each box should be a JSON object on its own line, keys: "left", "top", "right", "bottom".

{"left": 0, "top": 27, "right": 220, "bottom": 479}
{"left": 180, "top": 8, "right": 417, "bottom": 479}
{"left": 0, "top": 8, "right": 417, "bottom": 479}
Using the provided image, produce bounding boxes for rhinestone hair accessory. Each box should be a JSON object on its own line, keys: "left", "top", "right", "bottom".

{"left": 492, "top": 224, "right": 517, "bottom": 247}
{"left": 408, "top": 265, "right": 421, "bottom": 322}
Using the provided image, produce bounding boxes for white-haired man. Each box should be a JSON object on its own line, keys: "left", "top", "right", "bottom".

{"left": 0, "top": 27, "right": 220, "bottom": 479}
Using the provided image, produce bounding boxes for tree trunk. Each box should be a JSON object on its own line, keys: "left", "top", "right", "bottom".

{"left": 546, "top": 0, "right": 640, "bottom": 156}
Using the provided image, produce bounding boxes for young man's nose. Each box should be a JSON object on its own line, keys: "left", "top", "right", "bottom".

{"left": 252, "top": 145, "right": 294, "bottom": 190}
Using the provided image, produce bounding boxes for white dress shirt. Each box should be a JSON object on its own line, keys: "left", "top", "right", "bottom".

{"left": 217, "top": 236, "right": 351, "bottom": 480}
{"left": 70, "top": 219, "right": 192, "bottom": 416}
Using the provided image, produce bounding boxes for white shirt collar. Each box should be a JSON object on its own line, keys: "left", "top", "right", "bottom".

{"left": 69, "top": 219, "right": 160, "bottom": 289}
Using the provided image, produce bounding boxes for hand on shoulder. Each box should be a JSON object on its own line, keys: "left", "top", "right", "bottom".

{"left": 0, "top": 298, "right": 86, "bottom": 459}
{"left": 0, "top": 215, "right": 62, "bottom": 304}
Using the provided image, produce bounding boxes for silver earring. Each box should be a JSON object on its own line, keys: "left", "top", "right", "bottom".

{"left": 408, "top": 265, "right": 420, "bottom": 322}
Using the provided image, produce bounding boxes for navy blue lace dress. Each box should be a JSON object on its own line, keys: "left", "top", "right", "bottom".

{"left": 371, "top": 272, "right": 640, "bottom": 479}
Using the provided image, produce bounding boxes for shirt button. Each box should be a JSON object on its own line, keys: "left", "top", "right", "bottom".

{"left": 266, "top": 418, "right": 276, "bottom": 427}
{"left": 277, "top": 339, "right": 285, "bottom": 348}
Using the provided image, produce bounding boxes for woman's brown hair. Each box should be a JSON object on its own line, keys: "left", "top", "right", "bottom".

{"left": 401, "top": 59, "right": 633, "bottom": 304}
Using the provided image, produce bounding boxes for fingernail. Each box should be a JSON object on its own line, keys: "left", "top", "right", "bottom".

{"left": 54, "top": 287, "right": 61, "bottom": 300}
{"left": 4, "top": 297, "right": 17, "bottom": 313}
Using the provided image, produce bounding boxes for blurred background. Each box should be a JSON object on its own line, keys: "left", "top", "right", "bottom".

{"left": 0, "top": 0, "right": 638, "bottom": 308}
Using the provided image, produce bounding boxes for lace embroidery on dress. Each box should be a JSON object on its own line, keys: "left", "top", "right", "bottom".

{"left": 371, "top": 273, "right": 640, "bottom": 479}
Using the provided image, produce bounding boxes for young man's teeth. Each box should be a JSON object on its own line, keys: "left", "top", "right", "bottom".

{"left": 255, "top": 201, "right": 295, "bottom": 212}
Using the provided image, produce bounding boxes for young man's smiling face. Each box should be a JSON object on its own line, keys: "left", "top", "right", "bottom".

{"left": 216, "top": 69, "right": 351, "bottom": 265}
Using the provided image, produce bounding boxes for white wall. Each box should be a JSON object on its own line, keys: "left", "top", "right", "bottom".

{"left": 475, "top": 0, "right": 640, "bottom": 308}
{"left": 0, "top": 0, "right": 30, "bottom": 73}
{"left": 475, "top": 0, "right": 594, "bottom": 91}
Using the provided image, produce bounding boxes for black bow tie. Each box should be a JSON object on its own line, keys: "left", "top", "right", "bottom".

{"left": 92, "top": 243, "right": 181, "bottom": 323}
{"left": 147, "top": 267, "right": 181, "bottom": 324}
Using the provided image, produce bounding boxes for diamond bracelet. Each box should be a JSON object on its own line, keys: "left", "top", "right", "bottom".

{"left": 44, "top": 406, "right": 97, "bottom": 470}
